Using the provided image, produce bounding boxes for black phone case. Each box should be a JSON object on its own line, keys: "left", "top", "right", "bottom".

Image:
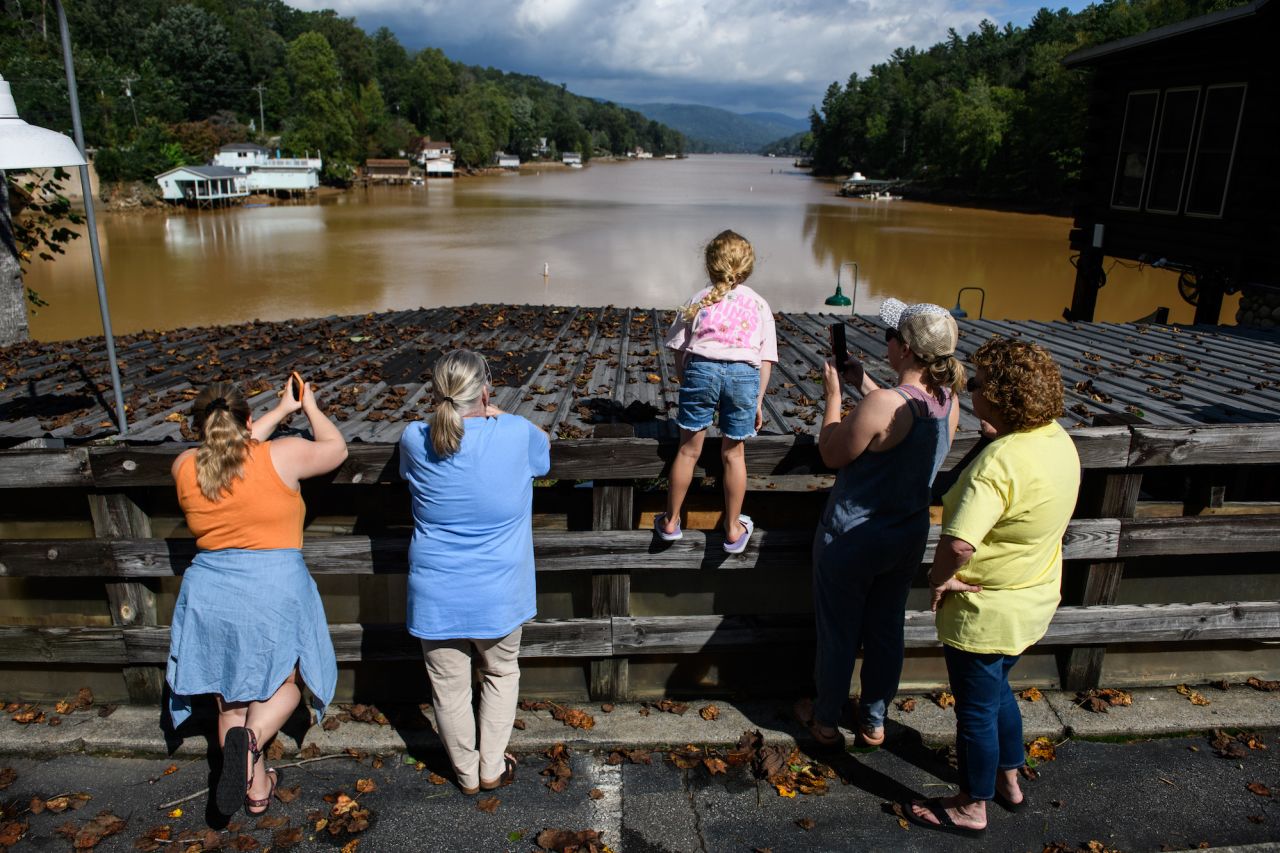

{"left": 829, "top": 323, "right": 848, "bottom": 372}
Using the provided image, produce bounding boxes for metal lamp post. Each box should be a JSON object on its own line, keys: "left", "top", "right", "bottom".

{"left": 0, "top": 0, "right": 129, "bottom": 436}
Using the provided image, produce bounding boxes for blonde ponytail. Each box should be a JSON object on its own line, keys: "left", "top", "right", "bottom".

{"left": 191, "top": 382, "right": 253, "bottom": 502}
{"left": 925, "top": 355, "right": 966, "bottom": 399}
{"left": 681, "top": 230, "right": 756, "bottom": 322}
{"left": 429, "top": 349, "right": 489, "bottom": 458}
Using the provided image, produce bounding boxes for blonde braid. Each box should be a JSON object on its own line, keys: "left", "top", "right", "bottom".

{"left": 680, "top": 230, "right": 755, "bottom": 322}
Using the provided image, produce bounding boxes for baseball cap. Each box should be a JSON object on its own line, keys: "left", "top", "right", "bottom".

{"left": 879, "top": 297, "right": 957, "bottom": 361}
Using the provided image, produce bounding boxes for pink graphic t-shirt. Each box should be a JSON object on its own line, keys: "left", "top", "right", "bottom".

{"left": 665, "top": 284, "right": 779, "bottom": 368}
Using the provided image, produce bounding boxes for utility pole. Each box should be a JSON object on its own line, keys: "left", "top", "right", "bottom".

{"left": 252, "top": 83, "right": 266, "bottom": 138}
{"left": 122, "top": 76, "right": 138, "bottom": 127}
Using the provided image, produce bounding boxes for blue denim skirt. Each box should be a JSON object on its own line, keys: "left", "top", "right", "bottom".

{"left": 676, "top": 356, "right": 760, "bottom": 439}
{"left": 166, "top": 548, "right": 337, "bottom": 728}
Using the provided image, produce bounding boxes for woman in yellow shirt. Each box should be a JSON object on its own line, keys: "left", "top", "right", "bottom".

{"left": 907, "top": 338, "right": 1080, "bottom": 837}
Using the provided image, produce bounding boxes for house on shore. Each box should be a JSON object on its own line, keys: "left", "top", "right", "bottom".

{"left": 495, "top": 152, "right": 520, "bottom": 170}
{"left": 1063, "top": 0, "right": 1278, "bottom": 325}
{"left": 425, "top": 159, "right": 454, "bottom": 178}
{"left": 209, "top": 142, "right": 321, "bottom": 196}
{"left": 562, "top": 151, "right": 582, "bottom": 166}
{"left": 415, "top": 139, "right": 453, "bottom": 163}
{"left": 362, "top": 159, "right": 412, "bottom": 183}
{"left": 156, "top": 165, "right": 249, "bottom": 207}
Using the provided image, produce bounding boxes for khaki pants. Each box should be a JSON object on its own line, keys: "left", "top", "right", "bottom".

{"left": 420, "top": 627, "right": 522, "bottom": 789}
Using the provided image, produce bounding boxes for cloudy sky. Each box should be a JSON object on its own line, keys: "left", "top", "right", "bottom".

{"left": 288, "top": 0, "right": 1092, "bottom": 118}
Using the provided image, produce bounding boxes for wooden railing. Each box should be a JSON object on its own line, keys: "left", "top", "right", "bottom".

{"left": 2, "top": 422, "right": 1279, "bottom": 704}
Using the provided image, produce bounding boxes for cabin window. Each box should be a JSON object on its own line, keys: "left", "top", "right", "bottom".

{"left": 1144, "top": 87, "right": 1200, "bottom": 214}
{"left": 1111, "top": 91, "right": 1159, "bottom": 209}
{"left": 1186, "top": 83, "right": 1247, "bottom": 218}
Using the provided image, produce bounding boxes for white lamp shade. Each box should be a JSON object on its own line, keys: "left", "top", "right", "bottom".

{"left": 0, "top": 75, "right": 86, "bottom": 169}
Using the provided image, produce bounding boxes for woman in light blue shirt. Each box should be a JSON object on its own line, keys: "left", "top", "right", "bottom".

{"left": 399, "top": 350, "right": 550, "bottom": 794}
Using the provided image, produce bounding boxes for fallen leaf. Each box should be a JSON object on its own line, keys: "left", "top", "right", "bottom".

{"left": 275, "top": 784, "right": 302, "bottom": 803}
{"left": 273, "top": 825, "right": 304, "bottom": 848}
{"left": 339, "top": 840, "right": 360, "bottom": 853}
{"left": 796, "top": 817, "right": 816, "bottom": 831}
{"left": 933, "top": 691, "right": 955, "bottom": 709}
{"left": 600, "top": 703, "right": 615, "bottom": 713}
{"left": 1247, "top": 782, "right": 1272, "bottom": 797}
{"left": 427, "top": 772, "right": 446, "bottom": 785}
{"left": 0, "top": 821, "right": 27, "bottom": 847}
{"left": 512, "top": 718, "right": 527, "bottom": 730}
{"left": 167, "top": 808, "right": 183, "bottom": 819}
{"left": 1018, "top": 687, "right": 1043, "bottom": 702}
{"left": 475, "top": 797, "right": 500, "bottom": 814}
{"left": 254, "top": 815, "right": 288, "bottom": 829}
{"left": 652, "top": 699, "right": 688, "bottom": 716}
{"left": 322, "top": 717, "right": 340, "bottom": 732}
{"left": 589, "top": 788, "right": 604, "bottom": 800}
{"left": 1027, "top": 737, "right": 1057, "bottom": 763}
{"left": 699, "top": 705, "right": 720, "bottom": 721}
{"left": 896, "top": 698, "right": 916, "bottom": 713}
{"left": 535, "top": 828, "right": 604, "bottom": 852}
{"left": 299, "top": 743, "right": 321, "bottom": 760}
{"left": 162, "top": 764, "right": 179, "bottom": 777}
{"left": 1175, "top": 684, "right": 1211, "bottom": 706}
{"left": 1246, "top": 676, "right": 1280, "bottom": 692}
{"left": 354, "top": 778, "right": 377, "bottom": 794}
{"left": 703, "top": 757, "right": 728, "bottom": 776}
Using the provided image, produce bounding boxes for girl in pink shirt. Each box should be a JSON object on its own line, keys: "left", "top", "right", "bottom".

{"left": 657, "top": 230, "right": 778, "bottom": 554}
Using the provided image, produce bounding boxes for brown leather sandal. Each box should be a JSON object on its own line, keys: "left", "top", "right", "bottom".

{"left": 480, "top": 753, "right": 518, "bottom": 790}
{"left": 243, "top": 729, "right": 279, "bottom": 816}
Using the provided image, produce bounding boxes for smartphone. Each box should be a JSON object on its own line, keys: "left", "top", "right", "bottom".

{"left": 829, "top": 323, "right": 848, "bottom": 372}
{"left": 290, "top": 371, "right": 304, "bottom": 401}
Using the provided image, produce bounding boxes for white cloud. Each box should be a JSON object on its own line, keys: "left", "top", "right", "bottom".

{"left": 284, "top": 0, "right": 1088, "bottom": 114}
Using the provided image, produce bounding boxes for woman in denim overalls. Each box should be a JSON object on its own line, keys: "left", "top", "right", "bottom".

{"left": 806, "top": 299, "right": 964, "bottom": 748}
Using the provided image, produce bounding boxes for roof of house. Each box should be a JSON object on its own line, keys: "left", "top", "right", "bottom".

{"left": 156, "top": 165, "right": 246, "bottom": 180}
{"left": 1064, "top": 0, "right": 1271, "bottom": 67}
{"left": 365, "top": 159, "right": 410, "bottom": 167}
{"left": 421, "top": 140, "right": 452, "bottom": 148}
{"left": 219, "top": 142, "right": 268, "bottom": 152}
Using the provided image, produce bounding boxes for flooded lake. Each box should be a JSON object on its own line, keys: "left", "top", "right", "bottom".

{"left": 25, "top": 154, "right": 1205, "bottom": 341}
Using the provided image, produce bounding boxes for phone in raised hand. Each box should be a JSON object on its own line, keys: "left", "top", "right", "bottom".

{"left": 828, "top": 323, "right": 864, "bottom": 389}
{"left": 290, "top": 371, "right": 304, "bottom": 402}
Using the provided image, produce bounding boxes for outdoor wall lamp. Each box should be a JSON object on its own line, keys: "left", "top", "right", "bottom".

{"left": 0, "top": 0, "right": 129, "bottom": 436}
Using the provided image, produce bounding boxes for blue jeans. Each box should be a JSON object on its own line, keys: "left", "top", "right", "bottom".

{"left": 812, "top": 532, "right": 919, "bottom": 730}
{"left": 943, "top": 644, "right": 1025, "bottom": 800}
{"left": 676, "top": 357, "right": 760, "bottom": 440}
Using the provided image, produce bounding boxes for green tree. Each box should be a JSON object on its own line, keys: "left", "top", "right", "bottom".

{"left": 142, "top": 4, "right": 244, "bottom": 118}
{"left": 448, "top": 82, "right": 512, "bottom": 167}
{"left": 281, "top": 32, "right": 356, "bottom": 182}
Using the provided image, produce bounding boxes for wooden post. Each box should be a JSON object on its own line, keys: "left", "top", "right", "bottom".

{"left": 1068, "top": 247, "right": 1105, "bottom": 322}
{"left": 1062, "top": 414, "right": 1143, "bottom": 691}
{"left": 588, "top": 423, "right": 634, "bottom": 701}
{"left": 87, "top": 491, "right": 164, "bottom": 704}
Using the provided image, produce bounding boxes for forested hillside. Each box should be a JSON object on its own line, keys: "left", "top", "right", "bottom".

{"left": 625, "top": 103, "right": 806, "bottom": 153}
{"left": 805, "top": 0, "right": 1248, "bottom": 203}
{"left": 0, "top": 0, "right": 685, "bottom": 182}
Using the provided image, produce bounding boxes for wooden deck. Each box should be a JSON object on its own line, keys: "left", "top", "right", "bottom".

{"left": 2, "top": 304, "right": 1279, "bottom": 445}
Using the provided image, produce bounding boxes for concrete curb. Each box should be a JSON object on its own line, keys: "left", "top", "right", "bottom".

{"left": 2, "top": 687, "right": 1278, "bottom": 758}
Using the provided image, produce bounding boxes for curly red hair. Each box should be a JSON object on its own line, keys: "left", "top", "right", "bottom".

{"left": 970, "top": 337, "right": 1063, "bottom": 432}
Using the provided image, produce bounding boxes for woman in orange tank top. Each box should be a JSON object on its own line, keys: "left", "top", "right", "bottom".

{"left": 167, "top": 376, "right": 347, "bottom": 817}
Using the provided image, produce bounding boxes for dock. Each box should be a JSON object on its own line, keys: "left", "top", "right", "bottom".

{"left": 2, "top": 304, "right": 1279, "bottom": 446}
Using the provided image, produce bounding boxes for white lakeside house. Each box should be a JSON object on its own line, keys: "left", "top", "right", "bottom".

{"left": 155, "top": 165, "right": 249, "bottom": 206}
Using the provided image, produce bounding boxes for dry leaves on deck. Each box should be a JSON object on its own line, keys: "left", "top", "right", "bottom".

{"left": 932, "top": 692, "right": 955, "bottom": 709}
{"left": 1018, "top": 687, "right": 1044, "bottom": 702}
{"left": 1246, "top": 676, "right": 1280, "bottom": 692}
{"left": 534, "top": 828, "right": 607, "bottom": 852}
{"left": 699, "top": 705, "right": 720, "bottom": 721}
{"left": 605, "top": 749, "right": 652, "bottom": 766}
{"left": 1246, "top": 782, "right": 1272, "bottom": 797}
{"left": 1074, "top": 688, "right": 1133, "bottom": 713}
{"left": 737, "top": 730, "right": 830, "bottom": 798}
{"left": 0, "top": 821, "right": 27, "bottom": 849}
{"left": 541, "top": 744, "right": 574, "bottom": 793}
{"left": 30, "top": 792, "right": 91, "bottom": 814}
{"left": 53, "top": 688, "right": 95, "bottom": 716}
{"left": 896, "top": 698, "right": 916, "bottom": 713}
{"left": 648, "top": 699, "right": 689, "bottom": 716}
{"left": 1209, "top": 729, "right": 1267, "bottom": 759}
{"left": 317, "top": 790, "right": 372, "bottom": 838}
{"left": 1175, "top": 684, "right": 1211, "bottom": 706}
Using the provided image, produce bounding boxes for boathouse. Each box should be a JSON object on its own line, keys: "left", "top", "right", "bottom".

{"left": 562, "top": 151, "right": 582, "bottom": 166}
{"left": 2, "top": 305, "right": 1279, "bottom": 706}
{"left": 361, "top": 158, "right": 412, "bottom": 183}
{"left": 1064, "top": 0, "right": 1279, "bottom": 325}
{"left": 425, "top": 158, "right": 454, "bottom": 178}
{"left": 495, "top": 152, "right": 520, "bottom": 170}
{"left": 154, "top": 165, "right": 248, "bottom": 207}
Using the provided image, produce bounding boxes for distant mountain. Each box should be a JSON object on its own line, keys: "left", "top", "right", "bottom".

{"left": 622, "top": 103, "right": 808, "bottom": 153}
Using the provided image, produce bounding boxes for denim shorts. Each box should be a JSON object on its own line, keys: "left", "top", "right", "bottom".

{"left": 676, "top": 356, "right": 760, "bottom": 440}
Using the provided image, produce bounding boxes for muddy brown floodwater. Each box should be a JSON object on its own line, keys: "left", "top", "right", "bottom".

{"left": 24, "top": 154, "right": 1224, "bottom": 341}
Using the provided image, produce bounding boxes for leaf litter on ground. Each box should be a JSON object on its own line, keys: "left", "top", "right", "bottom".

{"left": 541, "top": 743, "right": 573, "bottom": 793}
{"left": 1074, "top": 687, "right": 1133, "bottom": 713}
{"left": 1175, "top": 684, "right": 1211, "bottom": 706}
{"left": 518, "top": 699, "right": 596, "bottom": 730}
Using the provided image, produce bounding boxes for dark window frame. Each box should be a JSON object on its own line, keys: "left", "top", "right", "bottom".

{"left": 1143, "top": 86, "right": 1201, "bottom": 215}
{"left": 1110, "top": 89, "right": 1161, "bottom": 211}
{"left": 1185, "top": 82, "right": 1248, "bottom": 220}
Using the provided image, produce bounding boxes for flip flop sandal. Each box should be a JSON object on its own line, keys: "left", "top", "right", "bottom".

{"left": 902, "top": 798, "right": 986, "bottom": 838}
{"left": 480, "top": 753, "right": 518, "bottom": 790}
{"left": 993, "top": 790, "right": 1028, "bottom": 813}
{"left": 857, "top": 724, "right": 885, "bottom": 747}
{"left": 216, "top": 726, "right": 251, "bottom": 816}
{"left": 722, "top": 515, "right": 754, "bottom": 554}
{"left": 654, "top": 513, "right": 683, "bottom": 541}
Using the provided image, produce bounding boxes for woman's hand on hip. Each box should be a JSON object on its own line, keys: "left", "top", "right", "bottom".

{"left": 930, "top": 576, "right": 983, "bottom": 612}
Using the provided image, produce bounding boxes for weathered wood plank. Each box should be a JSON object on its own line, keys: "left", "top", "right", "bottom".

{"left": 0, "top": 626, "right": 126, "bottom": 663}
{"left": 1118, "top": 515, "right": 1280, "bottom": 557}
{"left": 0, "top": 519, "right": 1124, "bottom": 578}
{"left": 116, "top": 619, "right": 613, "bottom": 664}
{"left": 0, "top": 448, "right": 91, "bottom": 488}
{"left": 590, "top": 477, "right": 632, "bottom": 701}
{"left": 1129, "top": 425, "right": 1280, "bottom": 467}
